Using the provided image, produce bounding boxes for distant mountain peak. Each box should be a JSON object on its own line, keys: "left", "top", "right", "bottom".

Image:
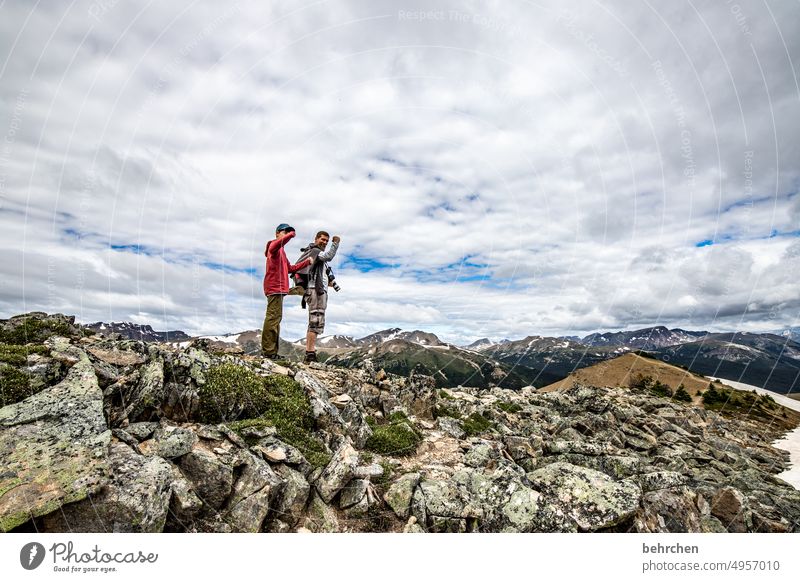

{"left": 86, "top": 321, "right": 190, "bottom": 342}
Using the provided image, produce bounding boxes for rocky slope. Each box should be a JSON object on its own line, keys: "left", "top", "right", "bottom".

{"left": 2, "top": 312, "right": 799, "bottom": 533}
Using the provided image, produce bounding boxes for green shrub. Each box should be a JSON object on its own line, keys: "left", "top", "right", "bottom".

{"left": 0, "top": 317, "right": 74, "bottom": 345}
{"left": 0, "top": 342, "right": 49, "bottom": 366}
{"left": 702, "top": 384, "right": 724, "bottom": 406}
{"left": 198, "top": 363, "right": 269, "bottom": 422}
{"left": 673, "top": 384, "right": 692, "bottom": 403}
{"left": 650, "top": 380, "right": 673, "bottom": 398}
{"left": 462, "top": 412, "right": 493, "bottom": 436}
{"left": 0, "top": 364, "right": 33, "bottom": 407}
{"left": 628, "top": 373, "right": 653, "bottom": 391}
{"left": 258, "top": 375, "right": 329, "bottom": 467}
{"left": 435, "top": 403, "right": 462, "bottom": 419}
{"left": 759, "top": 393, "right": 777, "bottom": 409}
{"left": 204, "top": 364, "right": 331, "bottom": 468}
{"left": 365, "top": 413, "right": 422, "bottom": 457}
{"left": 495, "top": 401, "right": 523, "bottom": 413}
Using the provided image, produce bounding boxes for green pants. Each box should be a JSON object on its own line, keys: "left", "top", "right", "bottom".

{"left": 261, "top": 294, "right": 284, "bottom": 356}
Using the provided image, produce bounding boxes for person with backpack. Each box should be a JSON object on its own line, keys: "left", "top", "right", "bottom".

{"left": 261, "top": 223, "right": 312, "bottom": 359}
{"left": 291, "top": 231, "right": 340, "bottom": 362}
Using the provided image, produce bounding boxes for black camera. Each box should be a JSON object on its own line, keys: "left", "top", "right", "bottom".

{"left": 326, "top": 265, "right": 341, "bottom": 292}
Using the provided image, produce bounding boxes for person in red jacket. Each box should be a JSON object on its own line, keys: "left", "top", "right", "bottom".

{"left": 261, "top": 223, "right": 312, "bottom": 359}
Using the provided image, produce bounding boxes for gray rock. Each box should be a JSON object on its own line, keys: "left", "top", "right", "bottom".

{"left": 272, "top": 464, "right": 311, "bottom": 527}
{"left": 111, "top": 428, "right": 141, "bottom": 450}
{"left": 438, "top": 416, "right": 466, "bottom": 439}
{"left": 0, "top": 358, "right": 111, "bottom": 532}
{"left": 502, "top": 487, "right": 542, "bottom": 531}
{"left": 253, "top": 437, "right": 310, "bottom": 473}
{"left": 545, "top": 439, "right": 616, "bottom": 456}
{"left": 223, "top": 451, "right": 284, "bottom": 532}
{"left": 339, "top": 478, "right": 368, "bottom": 509}
{"left": 315, "top": 441, "right": 359, "bottom": 503}
{"left": 383, "top": 473, "right": 421, "bottom": 520}
{"left": 338, "top": 401, "right": 373, "bottom": 448}
{"left": 178, "top": 444, "right": 234, "bottom": 510}
{"left": 294, "top": 370, "right": 349, "bottom": 435}
{"left": 637, "top": 471, "right": 688, "bottom": 492}
{"left": 402, "top": 515, "right": 425, "bottom": 533}
{"left": 86, "top": 345, "right": 147, "bottom": 367}
{"left": 121, "top": 357, "right": 165, "bottom": 422}
{"left": 168, "top": 466, "right": 204, "bottom": 526}
{"left": 162, "top": 381, "right": 200, "bottom": 422}
{"left": 464, "top": 442, "right": 496, "bottom": 468}
{"left": 503, "top": 435, "right": 535, "bottom": 461}
{"left": 42, "top": 441, "right": 174, "bottom": 533}
{"left": 417, "top": 479, "right": 466, "bottom": 521}
{"left": 527, "top": 461, "right": 642, "bottom": 531}
{"left": 46, "top": 336, "right": 88, "bottom": 366}
{"left": 633, "top": 488, "right": 704, "bottom": 533}
{"left": 125, "top": 421, "right": 159, "bottom": 441}
{"left": 353, "top": 463, "right": 384, "bottom": 479}
{"left": 172, "top": 348, "right": 211, "bottom": 386}
{"left": 397, "top": 371, "right": 437, "bottom": 420}
{"left": 302, "top": 491, "right": 339, "bottom": 532}
{"left": 152, "top": 424, "right": 198, "bottom": 459}
{"left": 620, "top": 425, "right": 658, "bottom": 451}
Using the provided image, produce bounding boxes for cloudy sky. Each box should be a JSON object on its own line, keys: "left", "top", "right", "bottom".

{"left": 1, "top": 0, "right": 798, "bottom": 343}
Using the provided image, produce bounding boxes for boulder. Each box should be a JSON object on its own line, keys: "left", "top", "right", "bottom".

{"left": 438, "top": 416, "right": 466, "bottom": 439}
{"left": 397, "top": 370, "right": 437, "bottom": 420}
{"left": 339, "top": 478, "right": 369, "bottom": 510}
{"left": 121, "top": 358, "right": 165, "bottom": 422}
{"left": 41, "top": 441, "right": 173, "bottom": 532}
{"left": 294, "top": 370, "right": 348, "bottom": 435}
{"left": 178, "top": 444, "right": 235, "bottom": 510}
{"left": 162, "top": 381, "right": 200, "bottom": 422}
{"left": 501, "top": 487, "right": 542, "bottom": 531}
{"left": 632, "top": 488, "right": 704, "bottom": 533}
{"left": 143, "top": 424, "right": 198, "bottom": 459}
{"left": 223, "top": 451, "right": 284, "bottom": 532}
{"left": 272, "top": 464, "right": 311, "bottom": 527}
{"left": 168, "top": 466, "right": 204, "bottom": 528}
{"left": 315, "top": 441, "right": 359, "bottom": 503}
{"left": 0, "top": 358, "right": 110, "bottom": 532}
{"left": 526, "top": 462, "right": 641, "bottom": 531}
{"left": 302, "top": 491, "right": 339, "bottom": 532}
{"left": 710, "top": 486, "right": 747, "bottom": 533}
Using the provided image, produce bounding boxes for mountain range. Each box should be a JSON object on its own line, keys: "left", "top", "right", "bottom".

{"left": 87, "top": 321, "right": 800, "bottom": 395}
{"left": 85, "top": 321, "right": 190, "bottom": 342}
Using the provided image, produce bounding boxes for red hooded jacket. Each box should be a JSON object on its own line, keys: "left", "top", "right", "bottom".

{"left": 263, "top": 231, "right": 310, "bottom": 296}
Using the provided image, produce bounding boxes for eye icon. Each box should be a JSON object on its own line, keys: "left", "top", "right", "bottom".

{"left": 20, "top": 542, "right": 46, "bottom": 570}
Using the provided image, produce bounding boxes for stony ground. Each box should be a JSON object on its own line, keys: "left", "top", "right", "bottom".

{"left": 1, "top": 312, "right": 799, "bottom": 533}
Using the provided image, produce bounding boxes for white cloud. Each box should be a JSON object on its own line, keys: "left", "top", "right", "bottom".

{"left": 1, "top": 0, "right": 799, "bottom": 341}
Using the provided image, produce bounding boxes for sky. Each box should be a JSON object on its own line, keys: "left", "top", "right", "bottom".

{"left": 0, "top": 0, "right": 798, "bottom": 344}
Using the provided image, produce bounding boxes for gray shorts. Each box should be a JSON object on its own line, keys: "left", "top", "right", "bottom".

{"left": 306, "top": 289, "right": 327, "bottom": 334}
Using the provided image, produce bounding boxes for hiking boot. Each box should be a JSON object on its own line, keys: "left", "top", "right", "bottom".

{"left": 304, "top": 351, "right": 317, "bottom": 363}
{"left": 265, "top": 353, "right": 286, "bottom": 361}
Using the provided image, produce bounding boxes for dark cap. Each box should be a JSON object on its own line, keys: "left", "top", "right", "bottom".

{"left": 276, "top": 223, "right": 294, "bottom": 233}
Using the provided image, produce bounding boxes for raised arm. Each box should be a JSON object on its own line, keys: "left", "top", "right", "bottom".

{"left": 316, "top": 238, "right": 340, "bottom": 262}
{"left": 265, "top": 231, "right": 296, "bottom": 256}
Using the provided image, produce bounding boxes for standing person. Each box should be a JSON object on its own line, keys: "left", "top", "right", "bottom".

{"left": 293, "top": 231, "right": 340, "bottom": 362}
{"left": 261, "top": 223, "right": 311, "bottom": 359}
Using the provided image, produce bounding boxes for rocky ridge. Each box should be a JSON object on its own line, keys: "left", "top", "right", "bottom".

{"left": 1, "top": 312, "right": 799, "bottom": 533}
